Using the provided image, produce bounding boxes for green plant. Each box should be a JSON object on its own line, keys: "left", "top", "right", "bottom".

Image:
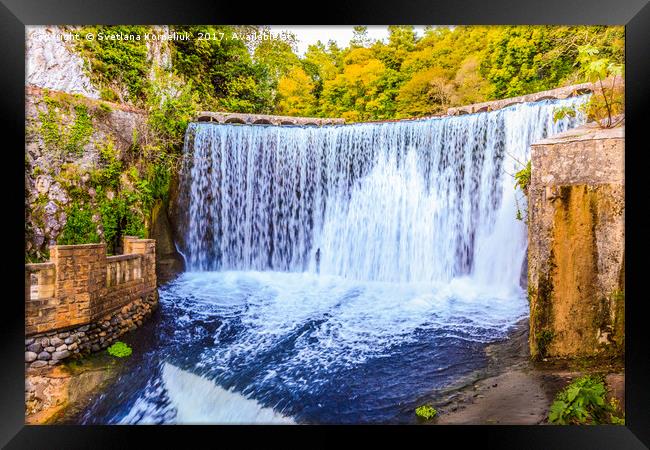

{"left": 107, "top": 341, "right": 132, "bottom": 358}
{"left": 548, "top": 375, "right": 624, "bottom": 425}
{"left": 575, "top": 45, "right": 624, "bottom": 128}
{"left": 73, "top": 26, "right": 152, "bottom": 104}
{"left": 415, "top": 405, "right": 438, "bottom": 421}
{"left": 57, "top": 203, "right": 99, "bottom": 245}
{"left": 514, "top": 160, "right": 531, "bottom": 194}
{"left": 553, "top": 105, "right": 577, "bottom": 123}
{"left": 513, "top": 160, "right": 531, "bottom": 221}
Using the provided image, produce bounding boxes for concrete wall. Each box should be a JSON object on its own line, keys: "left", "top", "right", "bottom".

{"left": 25, "top": 237, "right": 158, "bottom": 369}
{"left": 527, "top": 123, "right": 624, "bottom": 359}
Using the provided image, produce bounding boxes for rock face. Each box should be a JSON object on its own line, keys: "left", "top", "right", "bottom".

{"left": 24, "top": 86, "right": 148, "bottom": 259}
{"left": 527, "top": 123, "right": 624, "bottom": 359}
{"left": 149, "top": 199, "right": 185, "bottom": 283}
{"left": 26, "top": 26, "right": 99, "bottom": 98}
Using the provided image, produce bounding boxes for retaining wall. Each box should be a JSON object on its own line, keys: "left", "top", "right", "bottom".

{"left": 25, "top": 236, "right": 158, "bottom": 369}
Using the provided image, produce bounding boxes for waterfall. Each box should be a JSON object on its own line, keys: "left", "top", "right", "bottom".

{"left": 180, "top": 97, "right": 586, "bottom": 292}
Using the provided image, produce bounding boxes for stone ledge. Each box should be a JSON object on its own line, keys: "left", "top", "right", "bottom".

{"left": 447, "top": 81, "right": 595, "bottom": 116}
{"left": 26, "top": 262, "right": 56, "bottom": 271}
{"left": 195, "top": 111, "right": 345, "bottom": 126}
{"left": 532, "top": 122, "right": 624, "bottom": 146}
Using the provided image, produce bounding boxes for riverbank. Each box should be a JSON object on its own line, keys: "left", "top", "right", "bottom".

{"left": 25, "top": 345, "right": 126, "bottom": 424}
{"left": 428, "top": 319, "right": 625, "bottom": 425}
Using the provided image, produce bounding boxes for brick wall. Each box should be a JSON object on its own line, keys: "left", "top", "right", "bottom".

{"left": 25, "top": 237, "right": 157, "bottom": 336}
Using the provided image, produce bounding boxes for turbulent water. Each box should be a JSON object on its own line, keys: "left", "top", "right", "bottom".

{"left": 79, "top": 97, "right": 587, "bottom": 424}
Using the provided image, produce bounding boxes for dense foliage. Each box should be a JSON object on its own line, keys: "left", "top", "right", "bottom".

{"left": 71, "top": 25, "right": 623, "bottom": 122}
{"left": 163, "top": 25, "right": 624, "bottom": 122}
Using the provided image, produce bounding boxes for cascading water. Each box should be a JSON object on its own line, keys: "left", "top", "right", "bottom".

{"left": 77, "top": 96, "right": 587, "bottom": 425}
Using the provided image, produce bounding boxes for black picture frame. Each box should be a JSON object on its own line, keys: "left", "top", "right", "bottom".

{"left": 2, "top": 0, "right": 648, "bottom": 447}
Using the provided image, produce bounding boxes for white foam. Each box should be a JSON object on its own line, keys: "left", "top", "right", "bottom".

{"left": 159, "top": 363, "right": 294, "bottom": 424}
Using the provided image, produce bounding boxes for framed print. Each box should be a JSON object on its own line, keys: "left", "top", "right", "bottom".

{"left": 1, "top": 0, "right": 649, "bottom": 447}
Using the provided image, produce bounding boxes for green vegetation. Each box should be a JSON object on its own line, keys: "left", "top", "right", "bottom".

{"left": 57, "top": 204, "right": 99, "bottom": 245}
{"left": 67, "top": 25, "right": 623, "bottom": 122}
{"left": 514, "top": 161, "right": 531, "bottom": 194}
{"left": 107, "top": 341, "right": 132, "bottom": 358}
{"left": 37, "top": 95, "right": 94, "bottom": 157}
{"left": 553, "top": 106, "right": 577, "bottom": 122}
{"left": 548, "top": 375, "right": 624, "bottom": 425}
{"left": 73, "top": 26, "right": 151, "bottom": 103}
{"left": 530, "top": 269, "right": 556, "bottom": 360}
{"left": 551, "top": 44, "right": 624, "bottom": 128}
{"left": 514, "top": 160, "right": 531, "bottom": 221}
{"left": 536, "top": 329, "right": 554, "bottom": 359}
{"left": 415, "top": 404, "right": 438, "bottom": 421}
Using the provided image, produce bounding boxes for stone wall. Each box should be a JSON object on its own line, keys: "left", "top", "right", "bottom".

{"left": 446, "top": 82, "right": 594, "bottom": 116}
{"left": 527, "top": 123, "right": 624, "bottom": 359}
{"left": 25, "top": 237, "right": 158, "bottom": 369}
{"left": 195, "top": 111, "right": 345, "bottom": 126}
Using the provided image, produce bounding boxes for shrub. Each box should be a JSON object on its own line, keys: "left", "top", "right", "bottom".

{"left": 57, "top": 203, "right": 99, "bottom": 245}
{"left": 548, "top": 375, "right": 624, "bottom": 425}
{"left": 415, "top": 405, "right": 438, "bottom": 421}
{"left": 107, "top": 341, "right": 132, "bottom": 358}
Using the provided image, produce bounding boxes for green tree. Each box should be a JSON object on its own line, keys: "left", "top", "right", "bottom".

{"left": 171, "top": 25, "right": 274, "bottom": 113}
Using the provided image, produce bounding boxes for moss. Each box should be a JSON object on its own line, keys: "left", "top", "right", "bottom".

{"left": 36, "top": 95, "right": 94, "bottom": 157}
{"left": 531, "top": 268, "right": 555, "bottom": 360}
{"left": 536, "top": 329, "right": 554, "bottom": 359}
{"left": 415, "top": 405, "right": 438, "bottom": 421}
{"left": 611, "top": 289, "right": 625, "bottom": 349}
